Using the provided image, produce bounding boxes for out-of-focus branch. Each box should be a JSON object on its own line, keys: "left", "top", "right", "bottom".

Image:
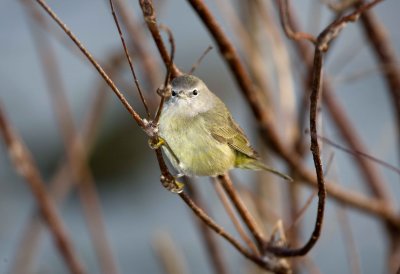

{"left": 35, "top": 0, "right": 146, "bottom": 130}
{"left": 152, "top": 232, "right": 188, "bottom": 274}
{"left": 27, "top": 3, "right": 120, "bottom": 273}
{"left": 270, "top": 0, "right": 397, "bottom": 220}
{"left": 277, "top": 0, "right": 317, "bottom": 43}
{"left": 10, "top": 51, "right": 123, "bottom": 274}
{"left": 0, "top": 106, "right": 85, "bottom": 274}
{"left": 186, "top": 182, "right": 229, "bottom": 274}
{"left": 358, "top": 4, "right": 400, "bottom": 159}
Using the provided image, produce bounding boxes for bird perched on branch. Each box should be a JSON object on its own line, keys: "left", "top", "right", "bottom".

{"left": 155, "top": 74, "right": 291, "bottom": 192}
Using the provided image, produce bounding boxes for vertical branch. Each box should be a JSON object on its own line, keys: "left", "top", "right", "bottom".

{"left": 152, "top": 232, "right": 188, "bottom": 274}
{"left": 358, "top": 6, "right": 400, "bottom": 160}
{"left": 267, "top": 48, "right": 326, "bottom": 256}
{"left": 109, "top": 0, "right": 151, "bottom": 118}
{"left": 113, "top": 0, "right": 161, "bottom": 90}
{"left": 0, "top": 106, "right": 85, "bottom": 274}
{"left": 139, "top": 0, "right": 181, "bottom": 78}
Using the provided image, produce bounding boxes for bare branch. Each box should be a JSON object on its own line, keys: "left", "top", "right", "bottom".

{"left": 139, "top": 0, "right": 181, "bottom": 78}
{"left": 109, "top": 0, "right": 151, "bottom": 118}
{"left": 0, "top": 106, "right": 85, "bottom": 274}
{"left": 35, "top": 0, "right": 146, "bottom": 130}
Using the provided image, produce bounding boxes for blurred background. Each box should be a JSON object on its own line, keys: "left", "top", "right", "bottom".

{"left": 0, "top": 0, "right": 399, "bottom": 273}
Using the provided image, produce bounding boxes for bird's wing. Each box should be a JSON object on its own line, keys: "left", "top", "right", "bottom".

{"left": 208, "top": 113, "right": 256, "bottom": 158}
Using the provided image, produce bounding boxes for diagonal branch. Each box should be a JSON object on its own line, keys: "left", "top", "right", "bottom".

{"left": 0, "top": 106, "right": 86, "bottom": 274}
{"left": 35, "top": 0, "right": 146, "bottom": 130}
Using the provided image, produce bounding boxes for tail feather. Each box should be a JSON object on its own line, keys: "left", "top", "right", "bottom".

{"left": 235, "top": 154, "right": 293, "bottom": 182}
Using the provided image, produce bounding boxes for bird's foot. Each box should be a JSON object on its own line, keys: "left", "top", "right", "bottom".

{"left": 148, "top": 136, "right": 165, "bottom": 150}
{"left": 160, "top": 174, "right": 185, "bottom": 194}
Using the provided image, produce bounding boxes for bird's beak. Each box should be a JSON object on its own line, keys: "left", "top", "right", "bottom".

{"left": 177, "top": 90, "right": 187, "bottom": 99}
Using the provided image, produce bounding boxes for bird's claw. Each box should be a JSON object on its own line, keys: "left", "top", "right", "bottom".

{"left": 148, "top": 137, "right": 165, "bottom": 150}
{"left": 160, "top": 174, "right": 185, "bottom": 193}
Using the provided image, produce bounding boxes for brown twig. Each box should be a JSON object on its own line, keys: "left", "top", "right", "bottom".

{"left": 217, "top": 174, "right": 266, "bottom": 253}
{"left": 212, "top": 178, "right": 259, "bottom": 255}
{"left": 112, "top": 0, "right": 161, "bottom": 90}
{"left": 35, "top": 0, "right": 146, "bottom": 130}
{"left": 277, "top": 0, "right": 317, "bottom": 44}
{"left": 316, "top": 133, "right": 400, "bottom": 175}
{"left": 179, "top": 191, "right": 290, "bottom": 273}
{"left": 10, "top": 50, "right": 124, "bottom": 274}
{"left": 28, "top": 6, "right": 120, "bottom": 273}
{"left": 0, "top": 106, "right": 85, "bottom": 274}
{"left": 154, "top": 24, "right": 175, "bottom": 124}
{"left": 267, "top": 0, "right": 384, "bottom": 257}
{"left": 358, "top": 4, "right": 400, "bottom": 159}
{"left": 110, "top": 0, "right": 151, "bottom": 118}
{"left": 138, "top": 0, "right": 181, "bottom": 78}
{"left": 188, "top": 45, "right": 213, "bottom": 75}
{"left": 152, "top": 232, "right": 188, "bottom": 274}
{"left": 187, "top": 0, "right": 276, "bottom": 131}
{"left": 186, "top": 182, "right": 229, "bottom": 274}
{"left": 184, "top": 0, "right": 400, "bottom": 228}
{"left": 336, "top": 203, "right": 361, "bottom": 274}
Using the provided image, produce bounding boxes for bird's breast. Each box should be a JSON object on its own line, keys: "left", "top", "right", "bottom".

{"left": 158, "top": 111, "right": 235, "bottom": 176}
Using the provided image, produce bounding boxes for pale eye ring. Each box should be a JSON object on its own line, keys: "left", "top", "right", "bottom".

{"left": 192, "top": 89, "right": 198, "bottom": 96}
{"left": 171, "top": 90, "right": 177, "bottom": 97}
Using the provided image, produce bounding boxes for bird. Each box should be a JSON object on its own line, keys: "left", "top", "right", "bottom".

{"left": 157, "top": 74, "right": 291, "bottom": 190}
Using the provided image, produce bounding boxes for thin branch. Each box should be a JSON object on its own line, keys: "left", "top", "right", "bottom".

{"left": 218, "top": 174, "right": 266, "bottom": 253}
{"left": 358, "top": 3, "right": 400, "bottom": 160}
{"left": 154, "top": 24, "right": 175, "bottom": 124}
{"left": 267, "top": 0, "right": 384, "bottom": 257}
{"left": 112, "top": 0, "right": 161, "bottom": 90}
{"left": 277, "top": 0, "right": 317, "bottom": 43}
{"left": 212, "top": 179, "right": 259, "bottom": 255}
{"left": 151, "top": 147, "right": 289, "bottom": 272}
{"left": 336, "top": 204, "right": 362, "bottom": 274}
{"left": 316, "top": 133, "right": 400, "bottom": 175}
{"left": 270, "top": 0, "right": 397, "bottom": 223}
{"left": 10, "top": 50, "right": 123, "bottom": 274}
{"left": 35, "top": 0, "right": 146, "bottom": 130}
{"left": 184, "top": 0, "right": 398, "bottom": 225}
{"left": 27, "top": 6, "right": 119, "bottom": 273}
{"left": 138, "top": 0, "right": 181, "bottom": 78}
{"left": 179, "top": 192, "right": 290, "bottom": 273}
{"left": 188, "top": 46, "right": 213, "bottom": 75}
{"left": 186, "top": 182, "right": 229, "bottom": 274}
{"left": 187, "top": 0, "right": 277, "bottom": 131}
{"left": 109, "top": 0, "right": 151, "bottom": 118}
{"left": 0, "top": 106, "right": 85, "bottom": 274}
{"left": 152, "top": 232, "right": 188, "bottom": 274}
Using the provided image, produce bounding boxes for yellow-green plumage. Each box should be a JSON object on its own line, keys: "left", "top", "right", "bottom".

{"left": 159, "top": 74, "right": 290, "bottom": 180}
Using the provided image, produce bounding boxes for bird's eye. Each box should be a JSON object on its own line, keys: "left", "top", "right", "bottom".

{"left": 192, "top": 89, "right": 198, "bottom": 96}
{"left": 171, "top": 90, "right": 177, "bottom": 97}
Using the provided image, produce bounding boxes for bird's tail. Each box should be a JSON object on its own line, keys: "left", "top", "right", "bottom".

{"left": 236, "top": 156, "right": 293, "bottom": 182}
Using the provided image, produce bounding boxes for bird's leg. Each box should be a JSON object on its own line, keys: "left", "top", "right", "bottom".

{"left": 160, "top": 173, "right": 185, "bottom": 193}
{"left": 148, "top": 136, "right": 185, "bottom": 193}
{"left": 148, "top": 136, "right": 165, "bottom": 149}
{"left": 148, "top": 137, "right": 181, "bottom": 166}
